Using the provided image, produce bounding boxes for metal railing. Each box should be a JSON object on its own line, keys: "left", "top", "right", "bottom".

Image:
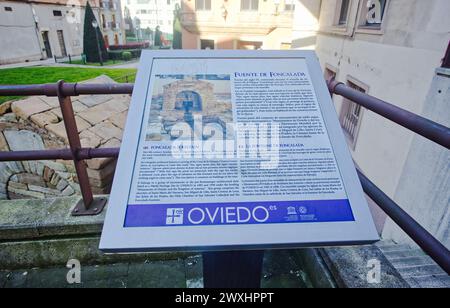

{"left": 0, "top": 79, "right": 449, "bottom": 274}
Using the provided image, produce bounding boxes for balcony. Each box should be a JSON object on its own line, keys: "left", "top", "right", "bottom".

{"left": 181, "top": 11, "right": 293, "bottom": 35}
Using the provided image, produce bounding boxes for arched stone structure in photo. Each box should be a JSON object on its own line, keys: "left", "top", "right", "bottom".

{"left": 162, "top": 77, "right": 217, "bottom": 115}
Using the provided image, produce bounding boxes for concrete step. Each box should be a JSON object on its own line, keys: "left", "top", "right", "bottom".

{"left": 406, "top": 274, "right": 450, "bottom": 288}
{"left": 382, "top": 249, "right": 427, "bottom": 260}
{"left": 1, "top": 250, "right": 310, "bottom": 288}
{"left": 390, "top": 256, "right": 435, "bottom": 268}
{"left": 396, "top": 264, "right": 447, "bottom": 278}
{"left": 0, "top": 196, "right": 189, "bottom": 269}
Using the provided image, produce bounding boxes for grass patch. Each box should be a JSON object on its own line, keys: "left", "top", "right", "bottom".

{"left": 63, "top": 59, "right": 134, "bottom": 66}
{"left": 0, "top": 66, "right": 136, "bottom": 104}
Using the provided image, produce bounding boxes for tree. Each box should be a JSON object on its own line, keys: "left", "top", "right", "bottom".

{"left": 154, "top": 26, "right": 162, "bottom": 47}
{"left": 172, "top": 4, "right": 182, "bottom": 49}
{"left": 83, "top": 1, "right": 108, "bottom": 62}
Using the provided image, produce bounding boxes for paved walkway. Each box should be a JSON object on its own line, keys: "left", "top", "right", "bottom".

{"left": 1, "top": 251, "right": 311, "bottom": 288}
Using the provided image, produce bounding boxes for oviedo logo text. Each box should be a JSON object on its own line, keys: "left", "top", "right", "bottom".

{"left": 166, "top": 206, "right": 270, "bottom": 226}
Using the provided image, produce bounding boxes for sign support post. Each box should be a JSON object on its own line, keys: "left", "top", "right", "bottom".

{"left": 202, "top": 250, "right": 264, "bottom": 288}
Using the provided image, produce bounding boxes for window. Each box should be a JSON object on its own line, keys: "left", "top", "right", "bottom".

{"left": 196, "top": 0, "right": 211, "bottom": 11}
{"left": 241, "top": 0, "right": 259, "bottom": 11}
{"left": 340, "top": 79, "right": 367, "bottom": 148}
{"left": 359, "top": 0, "right": 388, "bottom": 28}
{"left": 200, "top": 39, "right": 215, "bottom": 49}
{"left": 284, "top": 0, "right": 295, "bottom": 12}
{"left": 53, "top": 10, "right": 62, "bottom": 17}
{"left": 4, "top": 7, "right": 13, "bottom": 12}
{"left": 337, "top": 0, "right": 350, "bottom": 25}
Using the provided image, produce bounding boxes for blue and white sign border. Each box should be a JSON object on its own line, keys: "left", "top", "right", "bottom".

{"left": 100, "top": 50, "right": 379, "bottom": 253}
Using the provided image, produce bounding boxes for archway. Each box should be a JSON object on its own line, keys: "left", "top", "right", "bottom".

{"left": 175, "top": 91, "right": 202, "bottom": 111}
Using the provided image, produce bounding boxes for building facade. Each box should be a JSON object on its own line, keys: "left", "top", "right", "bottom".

{"left": 179, "top": 0, "right": 295, "bottom": 50}
{"left": 121, "top": 0, "right": 180, "bottom": 38}
{"left": 293, "top": 0, "right": 450, "bottom": 247}
{"left": 0, "top": 0, "right": 125, "bottom": 65}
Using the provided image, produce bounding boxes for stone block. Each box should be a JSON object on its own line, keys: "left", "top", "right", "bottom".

{"left": 78, "top": 98, "right": 128, "bottom": 125}
{"left": 0, "top": 112, "right": 17, "bottom": 123}
{"left": 87, "top": 159, "right": 116, "bottom": 182}
{"left": 108, "top": 111, "right": 128, "bottom": 130}
{"left": 28, "top": 185, "right": 60, "bottom": 195}
{"left": 61, "top": 185, "right": 75, "bottom": 196}
{"left": 3, "top": 130, "right": 45, "bottom": 151}
{"left": 43, "top": 167, "right": 55, "bottom": 182}
{"left": 88, "top": 121, "right": 123, "bottom": 141}
{"left": 0, "top": 101, "right": 12, "bottom": 115}
{"left": 11, "top": 97, "right": 52, "bottom": 120}
{"left": 0, "top": 132, "right": 9, "bottom": 151}
{"left": 56, "top": 179, "right": 69, "bottom": 191}
{"left": 8, "top": 186, "right": 45, "bottom": 199}
{"left": 30, "top": 111, "right": 59, "bottom": 128}
{"left": 78, "top": 95, "right": 113, "bottom": 108}
{"left": 86, "top": 138, "right": 120, "bottom": 170}
{"left": 46, "top": 116, "right": 91, "bottom": 142}
{"left": 8, "top": 181, "right": 28, "bottom": 190}
{"left": 42, "top": 160, "right": 67, "bottom": 172}
{"left": 15, "top": 173, "right": 46, "bottom": 187}
{"left": 50, "top": 101, "right": 88, "bottom": 119}
{"left": 38, "top": 96, "right": 60, "bottom": 108}
{"left": 79, "top": 129, "right": 103, "bottom": 149}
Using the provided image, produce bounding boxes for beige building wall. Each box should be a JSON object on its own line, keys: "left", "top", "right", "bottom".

{"left": 306, "top": 0, "right": 450, "bottom": 246}
{"left": 291, "top": 0, "right": 320, "bottom": 49}
{"left": 0, "top": 1, "right": 44, "bottom": 64}
{"left": 180, "top": 0, "right": 294, "bottom": 50}
{"left": 0, "top": 0, "right": 125, "bottom": 65}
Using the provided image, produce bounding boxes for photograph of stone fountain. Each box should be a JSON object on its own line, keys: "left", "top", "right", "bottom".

{"left": 146, "top": 74, "right": 233, "bottom": 141}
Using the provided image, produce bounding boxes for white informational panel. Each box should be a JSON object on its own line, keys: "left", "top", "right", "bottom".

{"left": 100, "top": 50, "right": 379, "bottom": 253}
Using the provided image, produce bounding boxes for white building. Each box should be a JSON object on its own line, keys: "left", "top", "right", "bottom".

{"left": 122, "top": 0, "right": 180, "bottom": 37}
{"left": 293, "top": 0, "right": 450, "bottom": 248}
{"left": 0, "top": 0, "right": 125, "bottom": 65}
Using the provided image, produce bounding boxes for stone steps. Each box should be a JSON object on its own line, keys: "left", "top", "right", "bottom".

{"left": 377, "top": 241, "right": 450, "bottom": 288}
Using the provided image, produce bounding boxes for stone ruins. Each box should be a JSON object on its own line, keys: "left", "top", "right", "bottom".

{"left": 0, "top": 75, "right": 129, "bottom": 200}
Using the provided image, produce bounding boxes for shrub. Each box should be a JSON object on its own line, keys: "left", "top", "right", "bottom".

{"left": 122, "top": 51, "right": 132, "bottom": 61}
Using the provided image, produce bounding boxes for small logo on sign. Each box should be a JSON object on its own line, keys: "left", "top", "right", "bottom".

{"left": 287, "top": 206, "right": 297, "bottom": 215}
{"left": 298, "top": 206, "right": 308, "bottom": 214}
{"left": 166, "top": 208, "right": 184, "bottom": 225}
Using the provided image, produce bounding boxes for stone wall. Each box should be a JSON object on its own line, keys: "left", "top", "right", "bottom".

{"left": 162, "top": 78, "right": 217, "bottom": 118}
{"left": 0, "top": 76, "right": 129, "bottom": 200}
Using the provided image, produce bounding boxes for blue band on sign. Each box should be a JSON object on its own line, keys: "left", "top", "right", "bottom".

{"left": 124, "top": 199, "right": 355, "bottom": 228}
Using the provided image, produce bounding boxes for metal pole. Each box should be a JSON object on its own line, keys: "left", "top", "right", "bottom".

{"left": 202, "top": 250, "right": 264, "bottom": 288}
{"left": 328, "top": 79, "right": 450, "bottom": 149}
{"left": 56, "top": 80, "right": 107, "bottom": 216}
{"left": 357, "top": 170, "right": 450, "bottom": 275}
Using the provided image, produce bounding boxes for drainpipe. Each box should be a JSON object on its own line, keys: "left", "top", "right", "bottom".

{"left": 30, "top": 4, "right": 46, "bottom": 60}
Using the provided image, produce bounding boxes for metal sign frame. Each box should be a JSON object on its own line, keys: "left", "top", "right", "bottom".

{"left": 100, "top": 50, "right": 379, "bottom": 253}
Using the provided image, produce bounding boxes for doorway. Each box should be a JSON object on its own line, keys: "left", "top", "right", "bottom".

{"left": 57, "top": 30, "right": 67, "bottom": 57}
{"left": 41, "top": 31, "right": 52, "bottom": 58}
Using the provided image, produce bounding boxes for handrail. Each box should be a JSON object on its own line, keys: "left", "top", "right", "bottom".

{"left": 327, "top": 79, "right": 450, "bottom": 149}
{"left": 0, "top": 81, "right": 448, "bottom": 274}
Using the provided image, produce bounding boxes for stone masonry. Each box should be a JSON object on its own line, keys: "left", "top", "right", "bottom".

{"left": 0, "top": 75, "right": 129, "bottom": 200}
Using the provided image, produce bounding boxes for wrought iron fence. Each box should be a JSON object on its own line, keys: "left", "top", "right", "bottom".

{"left": 0, "top": 79, "right": 449, "bottom": 274}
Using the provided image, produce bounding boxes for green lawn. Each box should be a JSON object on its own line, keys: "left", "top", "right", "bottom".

{"left": 0, "top": 66, "right": 137, "bottom": 104}
{"left": 63, "top": 59, "right": 133, "bottom": 66}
